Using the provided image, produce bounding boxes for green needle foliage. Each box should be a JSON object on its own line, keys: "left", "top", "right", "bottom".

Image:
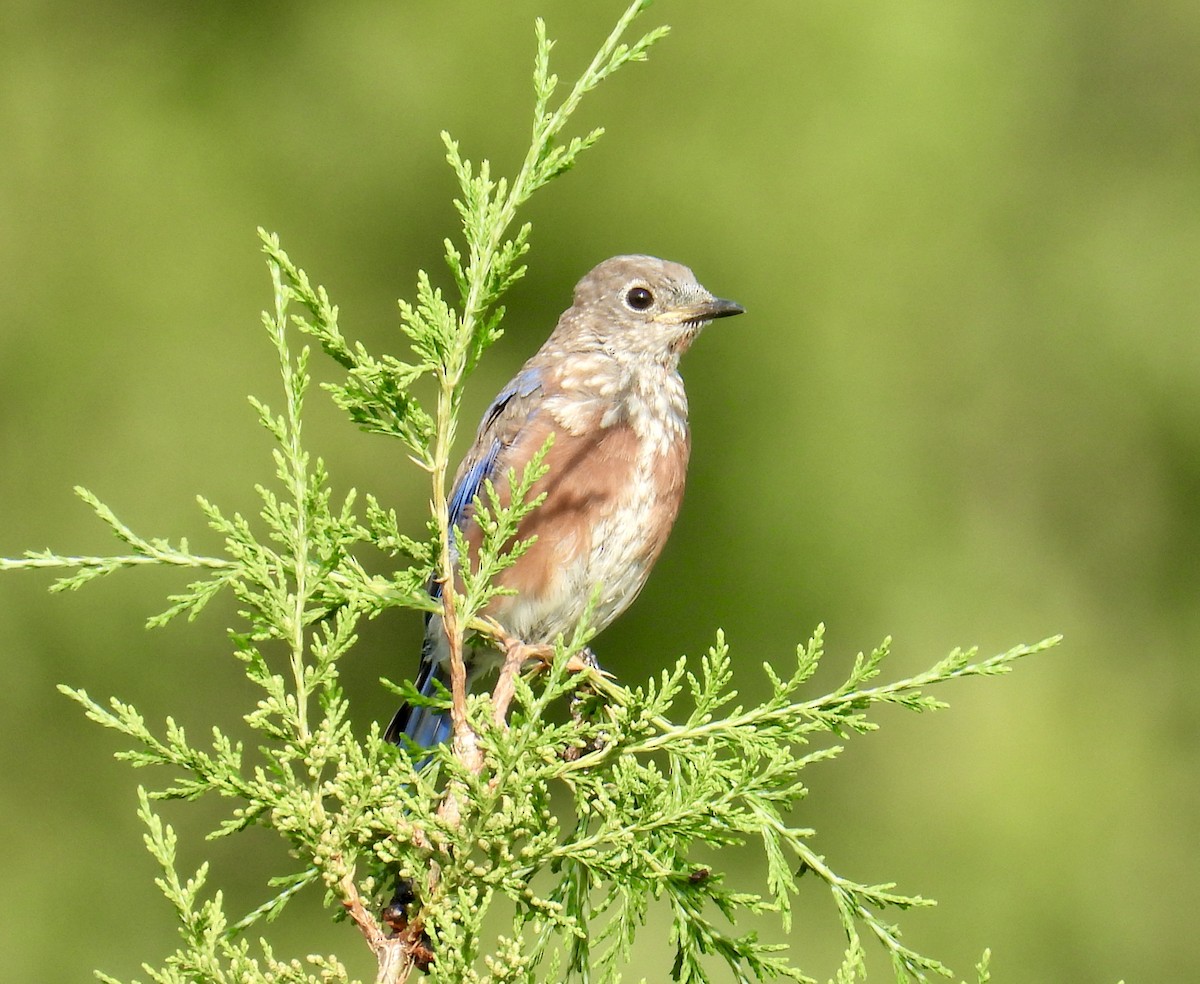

{"left": 0, "top": 4, "right": 1059, "bottom": 983}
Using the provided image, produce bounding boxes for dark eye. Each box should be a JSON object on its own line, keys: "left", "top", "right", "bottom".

{"left": 625, "top": 286, "right": 654, "bottom": 310}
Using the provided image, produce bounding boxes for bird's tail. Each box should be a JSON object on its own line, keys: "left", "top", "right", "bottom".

{"left": 384, "top": 656, "right": 453, "bottom": 748}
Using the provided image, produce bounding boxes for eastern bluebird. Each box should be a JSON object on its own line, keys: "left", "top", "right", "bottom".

{"left": 385, "top": 255, "right": 743, "bottom": 747}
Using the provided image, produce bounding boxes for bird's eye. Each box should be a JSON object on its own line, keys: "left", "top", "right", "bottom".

{"left": 625, "top": 286, "right": 654, "bottom": 310}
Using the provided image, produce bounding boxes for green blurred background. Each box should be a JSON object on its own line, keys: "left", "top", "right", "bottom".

{"left": 2, "top": 1, "right": 1197, "bottom": 980}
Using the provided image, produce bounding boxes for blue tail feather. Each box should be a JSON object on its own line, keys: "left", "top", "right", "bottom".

{"left": 384, "top": 656, "right": 453, "bottom": 749}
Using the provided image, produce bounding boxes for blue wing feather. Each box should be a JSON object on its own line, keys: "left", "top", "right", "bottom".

{"left": 447, "top": 440, "right": 502, "bottom": 531}
{"left": 449, "top": 366, "right": 544, "bottom": 529}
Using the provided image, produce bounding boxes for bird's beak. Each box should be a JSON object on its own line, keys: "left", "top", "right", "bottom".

{"left": 676, "top": 295, "right": 745, "bottom": 326}
{"left": 705, "top": 297, "right": 745, "bottom": 320}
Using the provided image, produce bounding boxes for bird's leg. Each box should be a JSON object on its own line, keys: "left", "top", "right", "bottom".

{"left": 484, "top": 620, "right": 607, "bottom": 727}
{"left": 489, "top": 629, "right": 553, "bottom": 727}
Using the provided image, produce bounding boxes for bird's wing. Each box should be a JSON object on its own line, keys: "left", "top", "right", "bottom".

{"left": 416, "top": 365, "right": 548, "bottom": 604}
{"left": 447, "top": 365, "right": 546, "bottom": 531}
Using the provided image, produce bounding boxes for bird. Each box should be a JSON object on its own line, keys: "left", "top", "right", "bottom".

{"left": 385, "top": 254, "right": 743, "bottom": 747}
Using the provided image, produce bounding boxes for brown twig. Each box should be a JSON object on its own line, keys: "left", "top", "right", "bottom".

{"left": 340, "top": 871, "right": 414, "bottom": 984}
{"left": 438, "top": 577, "right": 483, "bottom": 772}
{"left": 432, "top": 577, "right": 481, "bottom": 846}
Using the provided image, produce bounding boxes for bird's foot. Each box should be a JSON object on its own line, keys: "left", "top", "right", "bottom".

{"left": 503, "top": 637, "right": 555, "bottom": 669}
{"left": 520, "top": 643, "right": 607, "bottom": 677}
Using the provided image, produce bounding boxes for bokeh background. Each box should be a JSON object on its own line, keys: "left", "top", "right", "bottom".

{"left": 2, "top": 2, "right": 1197, "bottom": 980}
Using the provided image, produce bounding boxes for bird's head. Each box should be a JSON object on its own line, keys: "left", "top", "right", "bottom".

{"left": 562, "top": 254, "right": 743, "bottom": 363}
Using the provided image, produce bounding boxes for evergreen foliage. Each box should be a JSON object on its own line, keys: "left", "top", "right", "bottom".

{"left": 1, "top": 3, "right": 1058, "bottom": 981}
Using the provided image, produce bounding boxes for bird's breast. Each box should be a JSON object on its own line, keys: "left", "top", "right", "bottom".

{"left": 487, "top": 403, "right": 690, "bottom": 643}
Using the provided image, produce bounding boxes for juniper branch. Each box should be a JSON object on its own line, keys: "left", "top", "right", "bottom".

{"left": 0, "top": 3, "right": 1062, "bottom": 983}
